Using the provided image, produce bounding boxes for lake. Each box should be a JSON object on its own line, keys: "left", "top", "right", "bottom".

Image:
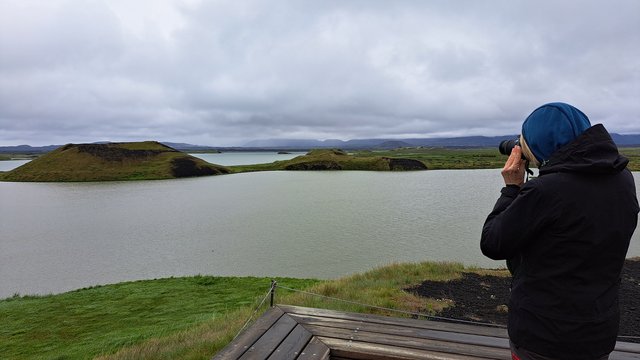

{"left": 1, "top": 154, "right": 638, "bottom": 298}
{"left": 0, "top": 159, "right": 30, "bottom": 172}
{"left": 193, "top": 151, "right": 306, "bottom": 165}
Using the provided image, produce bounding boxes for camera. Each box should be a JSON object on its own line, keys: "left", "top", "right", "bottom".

{"left": 499, "top": 137, "right": 534, "bottom": 175}
{"left": 499, "top": 138, "right": 526, "bottom": 160}
{"left": 499, "top": 138, "right": 519, "bottom": 156}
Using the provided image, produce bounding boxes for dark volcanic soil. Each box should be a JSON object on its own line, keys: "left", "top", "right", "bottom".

{"left": 406, "top": 259, "right": 639, "bottom": 343}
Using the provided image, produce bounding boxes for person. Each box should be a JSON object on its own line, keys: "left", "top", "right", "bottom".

{"left": 480, "top": 102, "right": 639, "bottom": 360}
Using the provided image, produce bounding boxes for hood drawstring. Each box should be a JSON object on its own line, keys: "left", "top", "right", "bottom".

{"left": 525, "top": 161, "right": 534, "bottom": 182}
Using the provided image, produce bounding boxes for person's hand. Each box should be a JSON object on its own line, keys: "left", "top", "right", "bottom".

{"left": 501, "top": 145, "right": 526, "bottom": 187}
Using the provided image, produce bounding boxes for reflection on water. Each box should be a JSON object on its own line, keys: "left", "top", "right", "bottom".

{"left": 1, "top": 170, "right": 638, "bottom": 298}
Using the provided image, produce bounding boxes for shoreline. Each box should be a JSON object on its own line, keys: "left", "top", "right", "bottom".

{"left": 4, "top": 256, "right": 640, "bottom": 301}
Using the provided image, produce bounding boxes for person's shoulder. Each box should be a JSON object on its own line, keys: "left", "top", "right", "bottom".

{"left": 520, "top": 173, "right": 561, "bottom": 197}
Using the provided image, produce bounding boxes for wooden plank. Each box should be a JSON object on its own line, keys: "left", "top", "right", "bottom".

{"left": 266, "top": 324, "right": 313, "bottom": 360}
{"left": 213, "top": 305, "right": 639, "bottom": 360}
{"left": 280, "top": 305, "right": 640, "bottom": 357}
{"left": 614, "top": 341, "right": 640, "bottom": 354}
{"left": 318, "top": 337, "right": 487, "bottom": 360}
{"left": 277, "top": 305, "right": 507, "bottom": 338}
{"left": 288, "top": 313, "right": 508, "bottom": 349}
{"left": 213, "top": 307, "right": 285, "bottom": 360}
{"left": 304, "top": 324, "right": 509, "bottom": 359}
{"left": 239, "top": 314, "right": 298, "bottom": 360}
{"left": 610, "top": 351, "right": 640, "bottom": 360}
{"left": 296, "top": 337, "right": 331, "bottom": 360}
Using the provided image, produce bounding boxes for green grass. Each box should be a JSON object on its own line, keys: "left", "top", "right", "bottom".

{"left": 0, "top": 262, "right": 505, "bottom": 359}
{"left": 0, "top": 276, "right": 321, "bottom": 359}
{"left": 278, "top": 262, "right": 472, "bottom": 315}
{"left": 353, "top": 147, "right": 507, "bottom": 169}
{"left": 620, "top": 147, "right": 640, "bottom": 171}
{"left": 99, "top": 261, "right": 504, "bottom": 359}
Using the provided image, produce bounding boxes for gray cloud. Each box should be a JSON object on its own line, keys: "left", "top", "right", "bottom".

{"left": 0, "top": 0, "right": 638, "bottom": 146}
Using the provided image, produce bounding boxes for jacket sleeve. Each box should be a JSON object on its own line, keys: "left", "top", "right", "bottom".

{"left": 481, "top": 181, "right": 548, "bottom": 260}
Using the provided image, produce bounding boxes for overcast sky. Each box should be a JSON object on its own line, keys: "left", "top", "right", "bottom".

{"left": 1, "top": 0, "right": 638, "bottom": 146}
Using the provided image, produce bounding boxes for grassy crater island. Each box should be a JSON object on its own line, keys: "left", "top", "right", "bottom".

{"left": 0, "top": 141, "right": 230, "bottom": 182}
{"left": 228, "top": 148, "right": 427, "bottom": 173}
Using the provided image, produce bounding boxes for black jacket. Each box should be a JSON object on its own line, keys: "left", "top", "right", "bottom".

{"left": 481, "top": 124, "right": 639, "bottom": 359}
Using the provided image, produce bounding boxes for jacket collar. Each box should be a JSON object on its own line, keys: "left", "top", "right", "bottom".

{"left": 539, "top": 124, "right": 629, "bottom": 175}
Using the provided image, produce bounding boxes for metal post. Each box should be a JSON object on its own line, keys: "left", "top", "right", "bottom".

{"left": 270, "top": 280, "right": 277, "bottom": 307}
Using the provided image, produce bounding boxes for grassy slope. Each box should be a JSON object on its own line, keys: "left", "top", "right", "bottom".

{"left": 99, "top": 262, "right": 507, "bottom": 359}
{"left": 0, "top": 262, "right": 503, "bottom": 360}
{"left": 0, "top": 142, "right": 229, "bottom": 182}
{"left": 0, "top": 277, "right": 321, "bottom": 360}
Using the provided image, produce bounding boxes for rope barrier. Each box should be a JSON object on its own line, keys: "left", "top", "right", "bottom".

{"left": 232, "top": 282, "right": 275, "bottom": 340}
{"left": 275, "top": 284, "right": 507, "bottom": 329}
{"left": 274, "top": 284, "right": 640, "bottom": 340}
{"left": 617, "top": 335, "right": 640, "bottom": 340}
{"left": 231, "top": 281, "right": 639, "bottom": 341}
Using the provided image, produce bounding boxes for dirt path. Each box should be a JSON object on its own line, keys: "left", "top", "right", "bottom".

{"left": 406, "top": 259, "right": 639, "bottom": 343}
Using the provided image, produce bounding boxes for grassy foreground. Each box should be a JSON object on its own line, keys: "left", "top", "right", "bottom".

{"left": 0, "top": 262, "right": 496, "bottom": 359}
{"left": 0, "top": 277, "right": 321, "bottom": 359}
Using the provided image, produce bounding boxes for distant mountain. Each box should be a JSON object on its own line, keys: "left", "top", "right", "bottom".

{"left": 161, "top": 142, "right": 221, "bottom": 152}
{"left": 610, "top": 134, "right": 640, "bottom": 146}
{"left": 0, "top": 144, "right": 60, "bottom": 153}
{"left": 245, "top": 133, "right": 640, "bottom": 149}
{"left": 243, "top": 139, "right": 345, "bottom": 148}
{"left": 2, "top": 133, "right": 639, "bottom": 154}
{"left": 0, "top": 142, "right": 221, "bottom": 154}
{"left": 243, "top": 136, "right": 519, "bottom": 149}
{"left": 375, "top": 140, "right": 415, "bottom": 149}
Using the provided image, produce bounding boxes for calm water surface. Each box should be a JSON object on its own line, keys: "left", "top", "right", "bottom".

{"left": 1, "top": 165, "right": 638, "bottom": 298}
{"left": 0, "top": 160, "right": 30, "bottom": 172}
{"left": 192, "top": 152, "right": 305, "bottom": 165}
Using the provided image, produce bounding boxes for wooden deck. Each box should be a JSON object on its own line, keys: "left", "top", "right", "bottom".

{"left": 213, "top": 305, "right": 640, "bottom": 360}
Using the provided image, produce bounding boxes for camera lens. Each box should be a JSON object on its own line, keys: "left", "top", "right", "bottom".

{"left": 499, "top": 140, "right": 516, "bottom": 155}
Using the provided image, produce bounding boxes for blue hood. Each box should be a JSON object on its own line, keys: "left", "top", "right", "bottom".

{"left": 521, "top": 102, "right": 591, "bottom": 165}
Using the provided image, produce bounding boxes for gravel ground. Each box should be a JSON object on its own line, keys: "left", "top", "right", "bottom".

{"left": 406, "top": 259, "right": 639, "bottom": 343}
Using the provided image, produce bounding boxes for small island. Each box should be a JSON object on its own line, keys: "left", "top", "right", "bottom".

{"left": 0, "top": 141, "right": 230, "bottom": 182}
{"left": 229, "top": 148, "right": 427, "bottom": 172}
